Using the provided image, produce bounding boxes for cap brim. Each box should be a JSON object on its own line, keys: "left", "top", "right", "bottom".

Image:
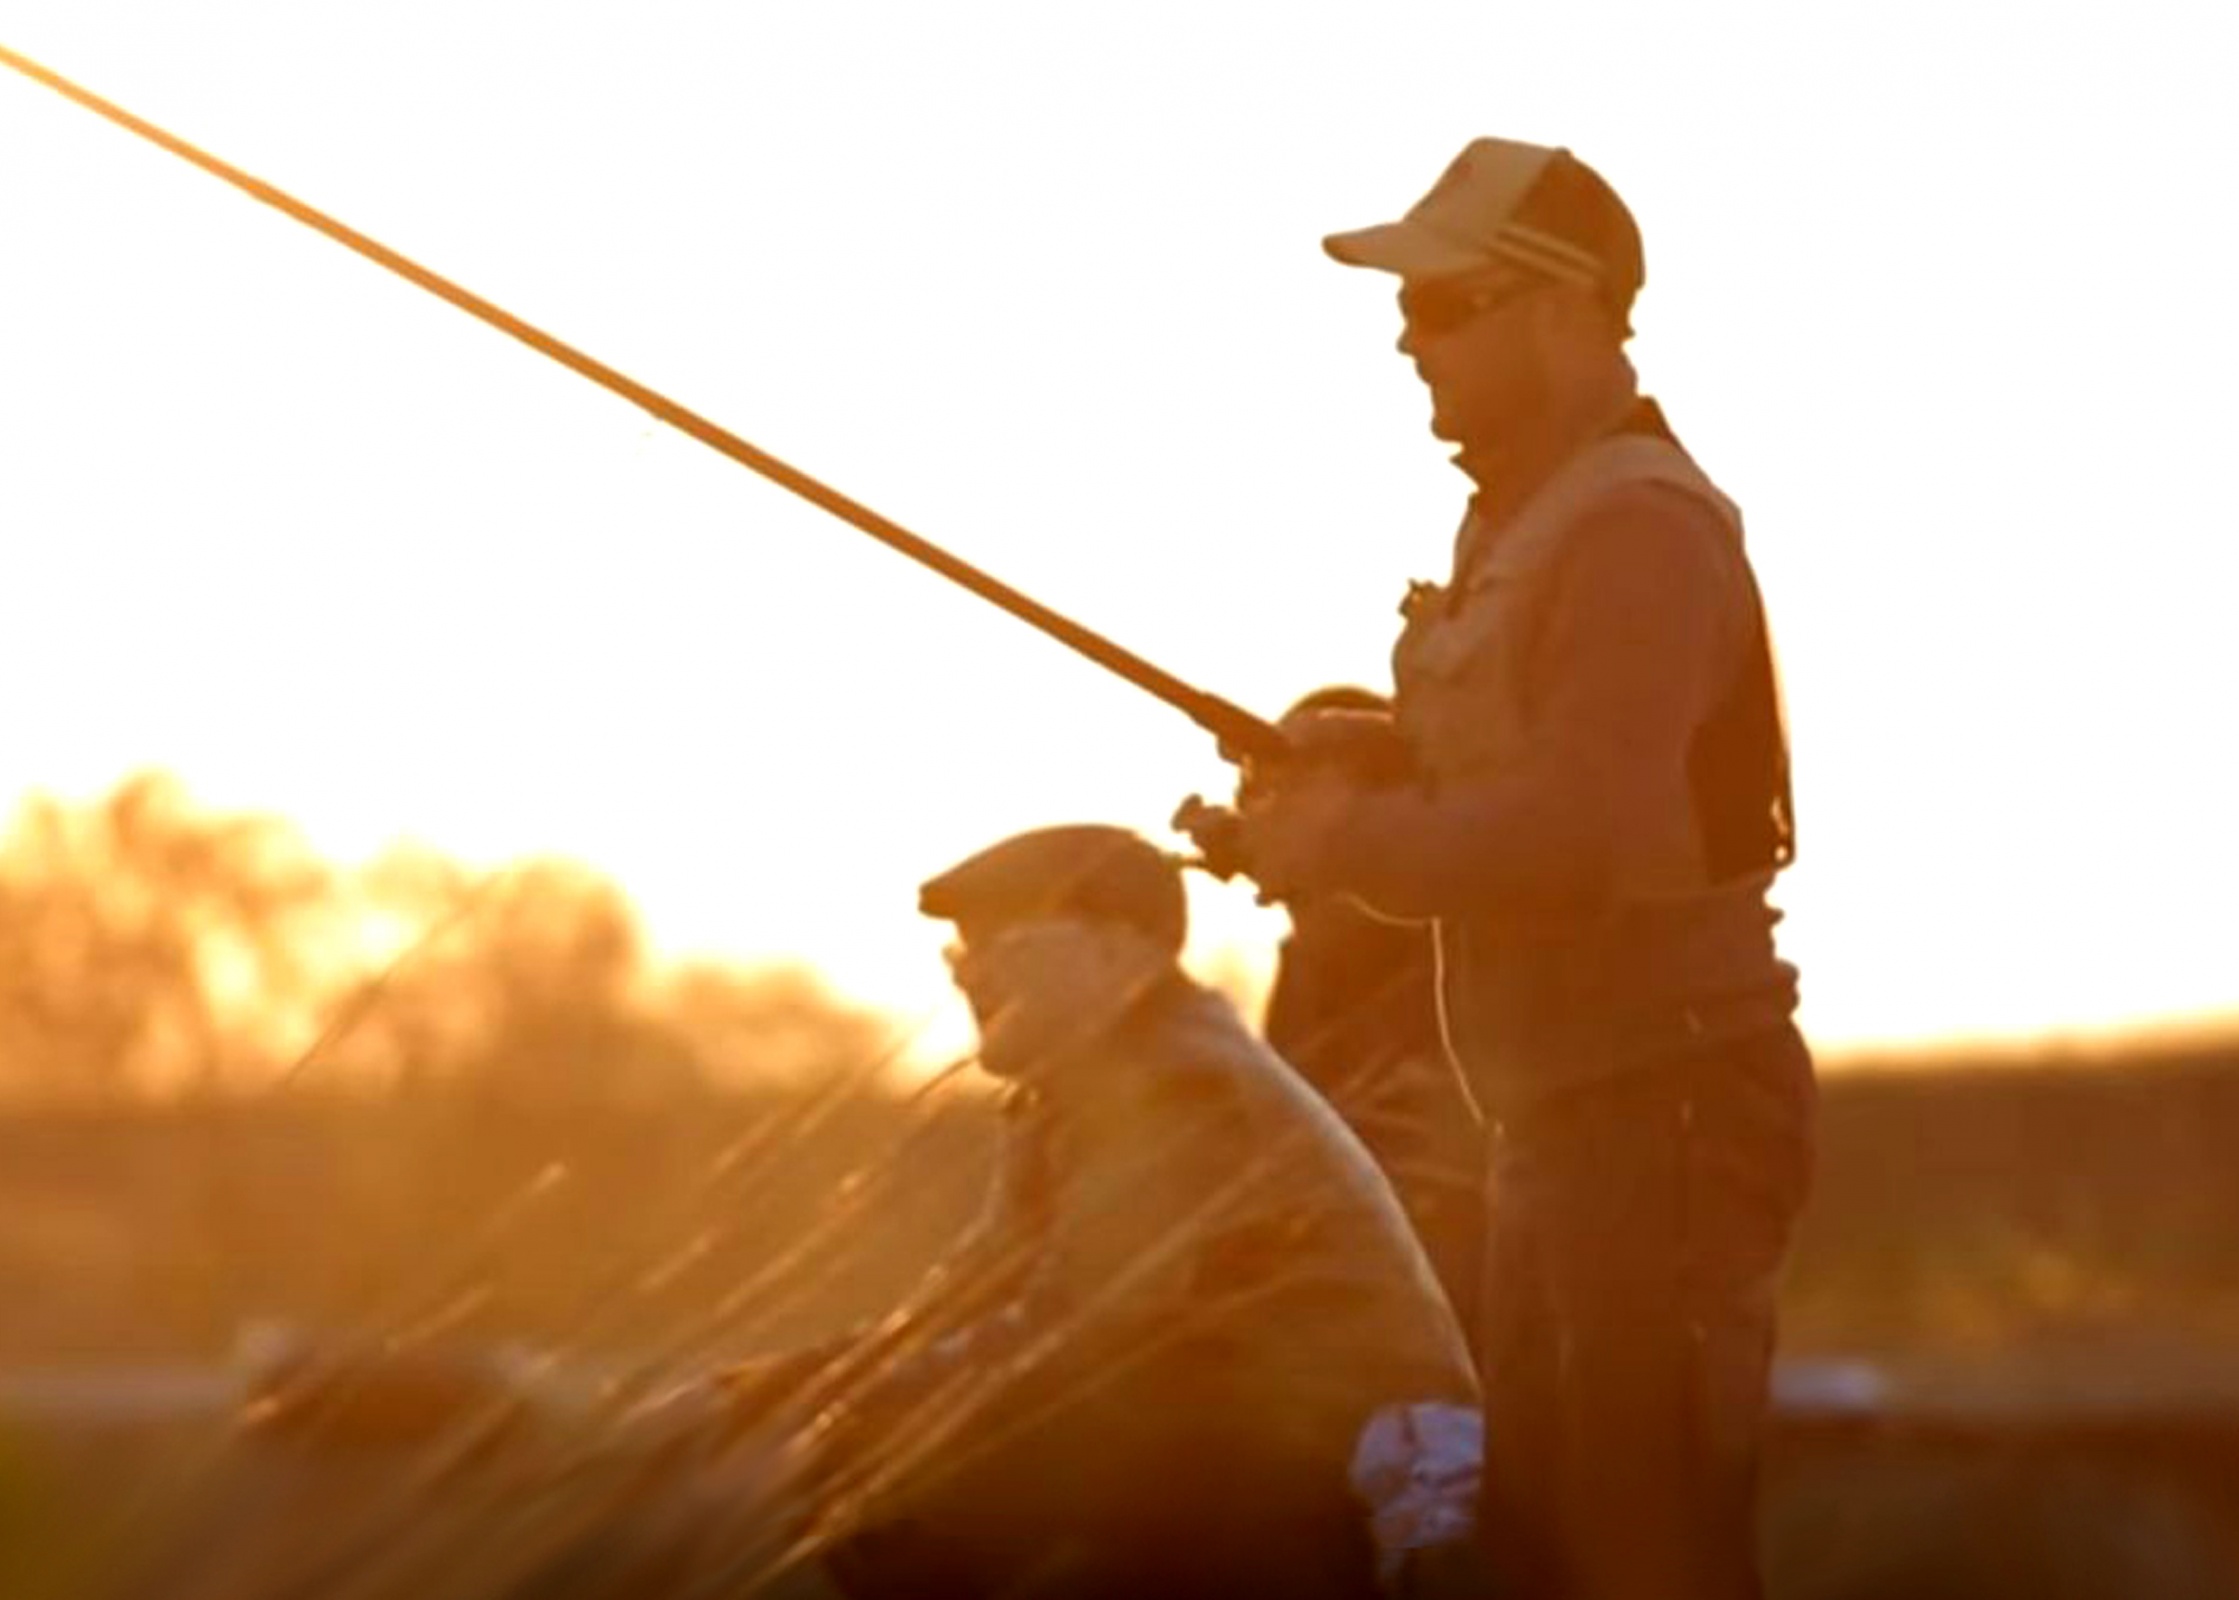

{"left": 1321, "top": 220, "right": 1491, "bottom": 279}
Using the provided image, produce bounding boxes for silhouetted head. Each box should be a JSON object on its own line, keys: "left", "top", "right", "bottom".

{"left": 1324, "top": 139, "right": 1642, "bottom": 450}
{"left": 919, "top": 825, "right": 1186, "bottom": 1079}
{"left": 1280, "top": 684, "right": 1390, "bottom": 722}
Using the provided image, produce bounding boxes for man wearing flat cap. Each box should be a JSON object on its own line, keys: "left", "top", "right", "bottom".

{"left": 808, "top": 824, "right": 1479, "bottom": 1600}
{"left": 1231, "top": 140, "right": 1816, "bottom": 1599}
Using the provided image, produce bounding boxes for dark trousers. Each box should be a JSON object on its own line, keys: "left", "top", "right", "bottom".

{"left": 825, "top": 1371, "right": 1382, "bottom": 1600}
{"left": 1473, "top": 1025, "right": 1815, "bottom": 1600}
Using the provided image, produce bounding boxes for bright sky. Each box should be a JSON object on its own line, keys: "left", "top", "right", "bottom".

{"left": 1, "top": 1, "right": 2234, "bottom": 1062}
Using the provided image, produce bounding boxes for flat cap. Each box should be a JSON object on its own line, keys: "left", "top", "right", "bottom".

{"left": 919, "top": 824, "right": 1187, "bottom": 955}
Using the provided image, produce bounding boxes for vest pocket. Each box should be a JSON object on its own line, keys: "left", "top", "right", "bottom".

{"left": 1393, "top": 594, "right": 1524, "bottom": 785}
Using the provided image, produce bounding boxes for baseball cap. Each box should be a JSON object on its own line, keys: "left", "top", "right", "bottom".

{"left": 1323, "top": 138, "right": 1645, "bottom": 319}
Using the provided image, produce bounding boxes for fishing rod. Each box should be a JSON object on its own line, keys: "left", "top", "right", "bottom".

{"left": 0, "top": 42, "right": 1289, "bottom": 765}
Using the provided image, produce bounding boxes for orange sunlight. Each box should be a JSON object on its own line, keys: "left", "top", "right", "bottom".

{"left": 2, "top": 2, "right": 2233, "bottom": 1067}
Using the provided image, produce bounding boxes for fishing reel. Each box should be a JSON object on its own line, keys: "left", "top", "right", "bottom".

{"left": 1171, "top": 706, "right": 1416, "bottom": 886}
{"left": 1171, "top": 793, "right": 1252, "bottom": 883}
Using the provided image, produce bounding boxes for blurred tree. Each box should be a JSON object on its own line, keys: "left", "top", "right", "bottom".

{"left": 0, "top": 773, "right": 887, "bottom": 1101}
{"left": 0, "top": 774, "right": 333, "bottom": 1095}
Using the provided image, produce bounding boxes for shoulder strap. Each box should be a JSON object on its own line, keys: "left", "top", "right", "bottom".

{"left": 1455, "top": 432, "right": 1742, "bottom": 589}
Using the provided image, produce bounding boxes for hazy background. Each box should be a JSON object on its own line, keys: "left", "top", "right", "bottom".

{"left": 2, "top": 774, "right": 2233, "bottom": 1361}
{"left": 4, "top": 14, "right": 2238, "bottom": 1593}
{"left": 0, "top": 779, "right": 2234, "bottom": 1600}
{"left": 2, "top": 0, "right": 2233, "bottom": 1068}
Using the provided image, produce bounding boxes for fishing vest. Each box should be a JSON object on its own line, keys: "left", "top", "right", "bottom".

{"left": 1391, "top": 429, "right": 1796, "bottom": 1107}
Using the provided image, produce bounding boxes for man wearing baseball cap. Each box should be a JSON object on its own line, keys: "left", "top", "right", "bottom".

{"left": 1233, "top": 140, "right": 1816, "bottom": 1599}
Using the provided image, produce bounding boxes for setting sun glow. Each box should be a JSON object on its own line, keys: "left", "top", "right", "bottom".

{"left": 3, "top": 2, "right": 2233, "bottom": 1065}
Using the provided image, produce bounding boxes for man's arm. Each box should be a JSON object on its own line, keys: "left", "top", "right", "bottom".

{"left": 1321, "top": 485, "right": 1745, "bottom": 918}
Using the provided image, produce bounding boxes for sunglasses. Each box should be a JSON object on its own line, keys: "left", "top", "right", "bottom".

{"left": 1398, "top": 272, "right": 1542, "bottom": 337}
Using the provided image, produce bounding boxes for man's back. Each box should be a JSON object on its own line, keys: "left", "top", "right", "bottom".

{"left": 1016, "top": 978, "right": 1474, "bottom": 1461}
{"left": 838, "top": 978, "right": 1473, "bottom": 1600}
{"left": 1264, "top": 898, "right": 1486, "bottom": 1320}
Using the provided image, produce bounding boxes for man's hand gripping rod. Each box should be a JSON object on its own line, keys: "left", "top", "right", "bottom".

{"left": 0, "top": 42, "right": 1291, "bottom": 770}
